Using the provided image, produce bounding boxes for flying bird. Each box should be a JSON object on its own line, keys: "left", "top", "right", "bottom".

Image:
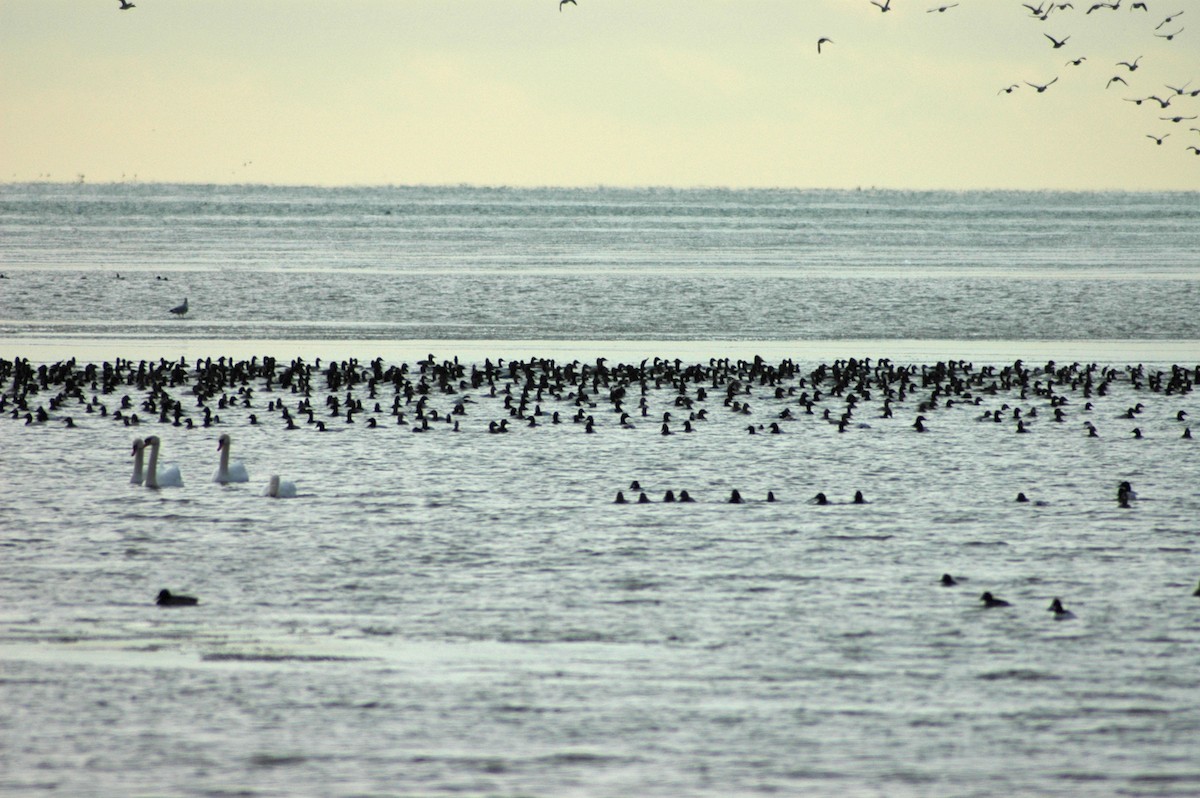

{"left": 118, "top": 0, "right": 134, "bottom": 8}
{"left": 1107, "top": 76, "right": 1129, "bottom": 88}
{"left": 1025, "top": 77, "right": 1060, "bottom": 92}
{"left": 1187, "top": 146, "right": 1200, "bottom": 155}
{"left": 999, "top": 84, "right": 1020, "bottom": 94}
{"left": 1165, "top": 81, "right": 1193, "bottom": 95}
{"left": 1156, "top": 11, "right": 1184, "bottom": 30}
{"left": 1155, "top": 28, "right": 1184, "bottom": 40}
{"left": 1161, "top": 115, "right": 1198, "bottom": 123}
{"left": 559, "top": 0, "right": 576, "bottom": 10}
{"left": 870, "top": 0, "right": 893, "bottom": 11}
{"left": 1066, "top": 57, "right": 1087, "bottom": 66}
{"left": 817, "top": 37, "right": 834, "bottom": 54}
{"left": 927, "top": 3, "right": 959, "bottom": 11}
{"left": 1116, "top": 56, "right": 1142, "bottom": 72}
{"left": 1044, "top": 34, "right": 1071, "bottom": 48}
{"left": 1146, "top": 133, "right": 1170, "bottom": 145}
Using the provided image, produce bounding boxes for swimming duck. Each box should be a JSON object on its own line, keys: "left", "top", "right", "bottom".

{"left": 156, "top": 589, "right": 198, "bottom": 606}
{"left": 980, "top": 591, "right": 1011, "bottom": 608}
{"left": 1048, "top": 597, "right": 1075, "bottom": 620}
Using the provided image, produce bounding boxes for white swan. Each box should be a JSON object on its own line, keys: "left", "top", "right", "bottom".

{"left": 213, "top": 433, "right": 249, "bottom": 484}
{"left": 264, "top": 474, "right": 296, "bottom": 499}
{"left": 143, "top": 435, "right": 183, "bottom": 488}
{"left": 130, "top": 437, "right": 145, "bottom": 485}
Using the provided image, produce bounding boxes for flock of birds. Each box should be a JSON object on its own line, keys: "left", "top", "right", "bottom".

{"left": 109, "top": 0, "right": 1198, "bottom": 164}
{"left": 825, "top": 1, "right": 1200, "bottom": 158}
{"left": 5, "top": 351, "right": 1198, "bottom": 615}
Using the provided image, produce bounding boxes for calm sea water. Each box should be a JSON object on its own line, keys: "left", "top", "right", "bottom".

{"left": 1, "top": 183, "right": 1199, "bottom": 797}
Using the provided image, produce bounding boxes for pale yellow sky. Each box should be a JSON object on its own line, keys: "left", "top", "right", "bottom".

{"left": 2, "top": 0, "right": 1197, "bottom": 189}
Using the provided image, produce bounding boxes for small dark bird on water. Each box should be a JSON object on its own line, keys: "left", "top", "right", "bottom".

{"left": 156, "top": 589, "right": 198, "bottom": 606}
{"left": 981, "top": 591, "right": 1011, "bottom": 608}
{"left": 169, "top": 298, "right": 188, "bottom": 316}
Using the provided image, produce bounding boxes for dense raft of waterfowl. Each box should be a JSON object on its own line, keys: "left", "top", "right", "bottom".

{"left": 3, "top": 353, "right": 1194, "bottom": 439}
{"left": 3, "top": 352, "right": 1194, "bottom": 508}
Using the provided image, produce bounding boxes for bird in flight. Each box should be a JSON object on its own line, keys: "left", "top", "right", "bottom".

{"left": 118, "top": 0, "right": 134, "bottom": 8}
{"left": 1165, "top": 81, "right": 1193, "bottom": 95}
{"left": 1156, "top": 11, "right": 1185, "bottom": 30}
{"left": 870, "top": 0, "right": 893, "bottom": 12}
{"left": 998, "top": 84, "right": 1020, "bottom": 95}
{"left": 1066, "top": 57, "right": 1087, "bottom": 66}
{"left": 1146, "top": 133, "right": 1170, "bottom": 145}
{"left": 1187, "top": 146, "right": 1200, "bottom": 155}
{"left": 1155, "top": 28, "right": 1185, "bottom": 41}
{"left": 1116, "top": 57, "right": 1142, "bottom": 72}
{"left": 1044, "top": 34, "right": 1070, "bottom": 49}
{"left": 1161, "top": 115, "right": 1199, "bottom": 123}
{"left": 817, "top": 37, "right": 834, "bottom": 54}
{"left": 1107, "top": 76, "right": 1128, "bottom": 89}
{"left": 1025, "top": 77, "right": 1059, "bottom": 93}
{"left": 559, "top": 0, "right": 576, "bottom": 10}
{"left": 927, "top": 3, "right": 959, "bottom": 11}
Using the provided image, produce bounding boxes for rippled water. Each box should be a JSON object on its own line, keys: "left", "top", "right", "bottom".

{"left": 1, "top": 184, "right": 1199, "bottom": 797}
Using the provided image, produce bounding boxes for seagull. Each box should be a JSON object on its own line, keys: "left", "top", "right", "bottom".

{"left": 1025, "top": 77, "right": 1059, "bottom": 93}
{"left": 1156, "top": 11, "right": 1184, "bottom": 30}
{"left": 1116, "top": 56, "right": 1142, "bottom": 72}
{"left": 870, "top": 0, "right": 893, "bottom": 11}
{"left": 927, "top": 3, "right": 959, "bottom": 11}
{"left": 559, "top": 0, "right": 576, "bottom": 10}
{"left": 1044, "top": 34, "right": 1070, "bottom": 48}
{"left": 1146, "top": 133, "right": 1170, "bottom": 145}
{"left": 118, "top": 0, "right": 135, "bottom": 8}
{"left": 817, "top": 37, "right": 834, "bottom": 54}
{"left": 169, "top": 298, "right": 188, "bottom": 316}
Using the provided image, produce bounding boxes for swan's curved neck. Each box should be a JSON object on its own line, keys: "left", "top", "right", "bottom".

{"left": 268, "top": 475, "right": 280, "bottom": 497}
{"left": 218, "top": 441, "right": 231, "bottom": 477}
{"left": 145, "top": 440, "right": 160, "bottom": 488}
{"left": 131, "top": 447, "right": 145, "bottom": 484}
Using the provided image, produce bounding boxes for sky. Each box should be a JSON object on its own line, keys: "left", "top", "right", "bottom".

{"left": 2, "top": 0, "right": 1198, "bottom": 190}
